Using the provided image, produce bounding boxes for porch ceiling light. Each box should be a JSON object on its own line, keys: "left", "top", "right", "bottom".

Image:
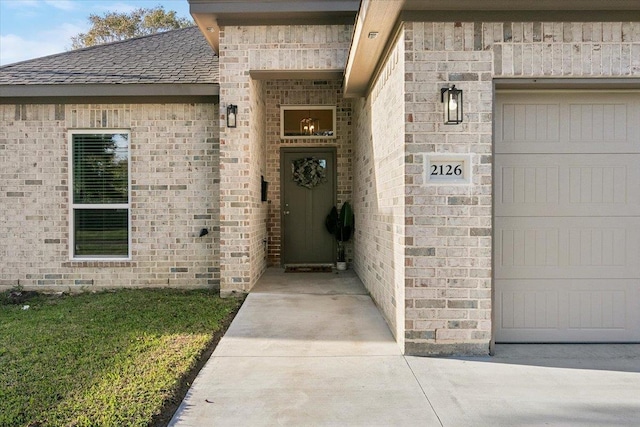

{"left": 440, "top": 85, "right": 463, "bottom": 125}
{"left": 226, "top": 104, "right": 237, "bottom": 128}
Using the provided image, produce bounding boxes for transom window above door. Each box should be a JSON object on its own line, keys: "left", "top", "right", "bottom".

{"left": 281, "top": 106, "right": 336, "bottom": 139}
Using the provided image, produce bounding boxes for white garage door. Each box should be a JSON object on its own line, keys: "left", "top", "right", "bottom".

{"left": 495, "top": 90, "right": 640, "bottom": 342}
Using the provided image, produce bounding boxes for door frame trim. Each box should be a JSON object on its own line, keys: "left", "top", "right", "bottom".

{"left": 280, "top": 146, "right": 337, "bottom": 266}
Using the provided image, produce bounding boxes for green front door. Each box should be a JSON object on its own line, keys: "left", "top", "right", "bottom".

{"left": 281, "top": 148, "right": 336, "bottom": 265}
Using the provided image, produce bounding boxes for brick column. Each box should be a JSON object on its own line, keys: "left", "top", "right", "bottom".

{"left": 219, "top": 28, "right": 253, "bottom": 295}
{"left": 404, "top": 22, "right": 493, "bottom": 355}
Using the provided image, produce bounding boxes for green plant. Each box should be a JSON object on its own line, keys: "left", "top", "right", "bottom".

{"left": 325, "top": 201, "right": 354, "bottom": 262}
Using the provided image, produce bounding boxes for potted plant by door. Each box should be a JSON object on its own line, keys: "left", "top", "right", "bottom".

{"left": 325, "top": 201, "right": 354, "bottom": 271}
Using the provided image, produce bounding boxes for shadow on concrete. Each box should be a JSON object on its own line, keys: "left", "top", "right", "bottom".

{"left": 466, "top": 344, "right": 640, "bottom": 373}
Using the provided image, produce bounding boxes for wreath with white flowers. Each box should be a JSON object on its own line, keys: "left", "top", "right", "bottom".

{"left": 291, "top": 157, "right": 327, "bottom": 189}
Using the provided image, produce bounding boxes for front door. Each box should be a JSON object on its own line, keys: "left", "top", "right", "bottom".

{"left": 281, "top": 148, "right": 336, "bottom": 265}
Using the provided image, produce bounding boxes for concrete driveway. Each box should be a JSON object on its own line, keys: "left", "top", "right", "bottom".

{"left": 170, "top": 269, "right": 640, "bottom": 426}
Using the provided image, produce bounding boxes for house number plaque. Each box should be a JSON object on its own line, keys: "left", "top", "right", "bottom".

{"left": 425, "top": 154, "right": 471, "bottom": 184}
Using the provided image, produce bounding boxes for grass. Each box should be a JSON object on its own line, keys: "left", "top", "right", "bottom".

{"left": 0, "top": 288, "right": 243, "bottom": 427}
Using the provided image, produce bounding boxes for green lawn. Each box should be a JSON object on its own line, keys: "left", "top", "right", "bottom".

{"left": 0, "top": 288, "right": 242, "bottom": 427}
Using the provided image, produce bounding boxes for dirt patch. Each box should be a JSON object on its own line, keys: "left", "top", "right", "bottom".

{"left": 1, "top": 289, "right": 41, "bottom": 305}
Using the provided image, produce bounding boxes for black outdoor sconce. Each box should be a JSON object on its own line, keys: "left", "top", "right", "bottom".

{"left": 226, "top": 104, "right": 237, "bottom": 128}
{"left": 440, "top": 85, "right": 463, "bottom": 124}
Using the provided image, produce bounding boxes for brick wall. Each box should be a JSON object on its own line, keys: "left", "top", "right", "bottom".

{"left": 353, "top": 33, "right": 406, "bottom": 345}
{"left": 0, "top": 103, "right": 219, "bottom": 291}
{"left": 250, "top": 78, "right": 269, "bottom": 284}
{"left": 402, "top": 21, "right": 640, "bottom": 355}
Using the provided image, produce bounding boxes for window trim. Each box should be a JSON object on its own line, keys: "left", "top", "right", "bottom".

{"left": 68, "top": 129, "right": 132, "bottom": 261}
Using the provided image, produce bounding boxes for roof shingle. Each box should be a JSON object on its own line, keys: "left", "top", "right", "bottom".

{"left": 0, "top": 27, "right": 218, "bottom": 85}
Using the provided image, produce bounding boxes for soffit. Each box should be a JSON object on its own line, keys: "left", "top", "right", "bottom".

{"left": 343, "top": 0, "right": 403, "bottom": 98}
{"left": 250, "top": 70, "right": 344, "bottom": 80}
{"left": 402, "top": 0, "right": 640, "bottom": 11}
{"left": 343, "top": 0, "right": 640, "bottom": 97}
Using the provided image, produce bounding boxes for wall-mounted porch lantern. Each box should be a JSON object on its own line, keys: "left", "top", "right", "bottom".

{"left": 440, "top": 85, "right": 463, "bottom": 124}
{"left": 226, "top": 104, "right": 237, "bottom": 128}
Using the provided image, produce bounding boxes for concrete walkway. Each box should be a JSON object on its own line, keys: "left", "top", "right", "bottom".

{"left": 170, "top": 269, "right": 640, "bottom": 426}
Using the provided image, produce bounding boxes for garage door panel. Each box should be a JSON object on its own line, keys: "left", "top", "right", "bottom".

{"left": 495, "top": 217, "right": 640, "bottom": 279}
{"left": 568, "top": 289, "right": 626, "bottom": 330}
{"left": 495, "top": 154, "right": 640, "bottom": 216}
{"left": 496, "top": 92, "right": 640, "bottom": 154}
{"left": 495, "top": 279, "right": 640, "bottom": 342}
{"left": 499, "top": 102, "right": 561, "bottom": 145}
{"left": 495, "top": 90, "right": 640, "bottom": 343}
{"left": 569, "top": 102, "right": 631, "bottom": 143}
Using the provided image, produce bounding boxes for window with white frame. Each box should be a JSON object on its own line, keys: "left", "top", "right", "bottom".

{"left": 280, "top": 106, "right": 336, "bottom": 139}
{"left": 70, "top": 130, "right": 130, "bottom": 259}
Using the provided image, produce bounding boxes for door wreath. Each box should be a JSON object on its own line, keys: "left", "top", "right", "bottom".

{"left": 291, "top": 157, "right": 327, "bottom": 189}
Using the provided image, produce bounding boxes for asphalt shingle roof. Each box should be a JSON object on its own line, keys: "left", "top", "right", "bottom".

{"left": 0, "top": 27, "right": 218, "bottom": 85}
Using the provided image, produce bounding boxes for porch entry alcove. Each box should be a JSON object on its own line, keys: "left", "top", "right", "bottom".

{"left": 281, "top": 147, "right": 337, "bottom": 266}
